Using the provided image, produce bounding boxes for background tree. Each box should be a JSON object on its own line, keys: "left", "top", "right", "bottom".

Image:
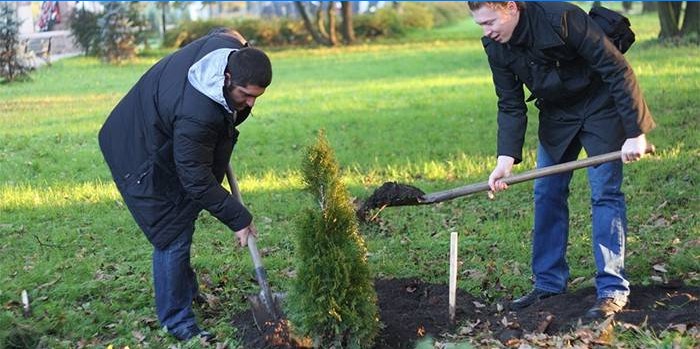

{"left": 658, "top": 2, "right": 699, "bottom": 42}
{"left": 340, "top": 1, "right": 355, "bottom": 44}
{"left": 69, "top": 6, "right": 100, "bottom": 56}
{"left": 327, "top": 2, "right": 338, "bottom": 46}
{"left": 127, "top": 2, "right": 151, "bottom": 50}
{"left": 286, "top": 131, "right": 380, "bottom": 348}
{"left": 622, "top": 2, "right": 633, "bottom": 13}
{"left": 294, "top": 2, "right": 333, "bottom": 46}
{"left": 680, "top": 2, "right": 700, "bottom": 38}
{"left": 0, "top": 3, "right": 33, "bottom": 82}
{"left": 643, "top": 2, "right": 658, "bottom": 14}
{"left": 98, "top": 2, "right": 135, "bottom": 64}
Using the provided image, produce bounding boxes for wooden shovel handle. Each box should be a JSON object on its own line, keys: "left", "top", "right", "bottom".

{"left": 420, "top": 144, "right": 655, "bottom": 204}
{"left": 225, "top": 165, "right": 264, "bottom": 271}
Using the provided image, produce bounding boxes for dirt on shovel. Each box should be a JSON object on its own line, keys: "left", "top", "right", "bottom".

{"left": 357, "top": 182, "right": 425, "bottom": 221}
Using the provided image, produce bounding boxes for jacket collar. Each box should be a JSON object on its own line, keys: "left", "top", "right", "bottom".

{"left": 509, "top": 2, "right": 565, "bottom": 50}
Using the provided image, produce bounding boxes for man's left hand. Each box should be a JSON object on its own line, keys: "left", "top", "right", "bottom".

{"left": 621, "top": 134, "right": 647, "bottom": 163}
{"left": 234, "top": 222, "right": 258, "bottom": 247}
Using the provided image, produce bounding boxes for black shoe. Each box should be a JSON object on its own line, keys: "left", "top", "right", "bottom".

{"left": 196, "top": 331, "right": 215, "bottom": 344}
{"left": 173, "top": 327, "right": 215, "bottom": 343}
{"left": 193, "top": 292, "right": 207, "bottom": 305}
{"left": 509, "top": 289, "right": 560, "bottom": 310}
{"left": 584, "top": 297, "right": 627, "bottom": 320}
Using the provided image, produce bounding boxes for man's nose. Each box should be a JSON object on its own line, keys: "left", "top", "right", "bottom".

{"left": 247, "top": 97, "right": 256, "bottom": 107}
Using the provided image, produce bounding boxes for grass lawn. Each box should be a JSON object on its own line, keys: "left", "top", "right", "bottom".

{"left": 1, "top": 11, "right": 698, "bottom": 348}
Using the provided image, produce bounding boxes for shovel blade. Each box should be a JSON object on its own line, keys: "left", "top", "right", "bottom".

{"left": 249, "top": 293, "right": 284, "bottom": 333}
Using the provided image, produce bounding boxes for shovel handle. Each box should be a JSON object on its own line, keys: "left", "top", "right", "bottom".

{"left": 420, "top": 144, "right": 655, "bottom": 204}
{"left": 225, "top": 165, "right": 275, "bottom": 305}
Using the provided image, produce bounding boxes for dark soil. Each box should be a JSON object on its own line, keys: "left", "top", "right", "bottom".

{"left": 230, "top": 279, "right": 700, "bottom": 348}
{"left": 357, "top": 182, "right": 425, "bottom": 220}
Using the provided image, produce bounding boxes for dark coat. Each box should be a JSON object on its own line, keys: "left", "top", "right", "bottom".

{"left": 98, "top": 32, "right": 253, "bottom": 249}
{"left": 482, "top": 2, "right": 655, "bottom": 163}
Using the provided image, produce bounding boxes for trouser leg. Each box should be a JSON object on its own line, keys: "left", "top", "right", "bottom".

{"left": 587, "top": 160, "right": 630, "bottom": 299}
{"left": 152, "top": 222, "right": 200, "bottom": 338}
{"left": 532, "top": 144, "right": 575, "bottom": 293}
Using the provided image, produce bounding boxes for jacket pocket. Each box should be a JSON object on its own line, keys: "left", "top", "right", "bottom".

{"left": 529, "top": 62, "right": 565, "bottom": 99}
{"left": 123, "top": 160, "right": 181, "bottom": 229}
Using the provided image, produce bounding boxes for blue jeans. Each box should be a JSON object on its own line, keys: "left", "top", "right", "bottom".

{"left": 532, "top": 144, "right": 629, "bottom": 300}
{"left": 152, "top": 221, "right": 201, "bottom": 339}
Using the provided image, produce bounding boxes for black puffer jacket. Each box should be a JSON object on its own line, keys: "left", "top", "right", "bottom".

{"left": 482, "top": 2, "right": 655, "bottom": 163}
{"left": 99, "top": 32, "right": 252, "bottom": 249}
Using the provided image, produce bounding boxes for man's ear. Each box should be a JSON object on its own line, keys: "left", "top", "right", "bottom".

{"left": 507, "top": 1, "right": 518, "bottom": 14}
{"left": 224, "top": 72, "right": 232, "bottom": 88}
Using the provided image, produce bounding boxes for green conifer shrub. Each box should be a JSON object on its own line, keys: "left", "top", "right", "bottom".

{"left": 69, "top": 7, "right": 100, "bottom": 56}
{"left": 0, "top": 3, "right": 33, "bottom": 82}
{"left": 98, "top": 2, "right": 135, "bottom": 64}
{"left": 286, "top": 131, "right": 379, "bottom": 348}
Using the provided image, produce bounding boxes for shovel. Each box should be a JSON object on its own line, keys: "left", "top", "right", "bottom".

{"left": 225, "top": 164, "right": 283, "bottom": 332}
{"left": 359, "top": 145, "right": 655, "bottom": 217}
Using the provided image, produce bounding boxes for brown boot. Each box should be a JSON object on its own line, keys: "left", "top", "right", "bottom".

{"left": 584, "top": 297, "right": 627, "bottom": 319}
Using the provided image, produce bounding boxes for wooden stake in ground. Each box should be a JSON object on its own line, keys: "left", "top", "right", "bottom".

{"left": 21, "top": 289, "right": 31, "bottom": 318}
{"left": 449, "top": 232, "right": 458, "bottom": 324}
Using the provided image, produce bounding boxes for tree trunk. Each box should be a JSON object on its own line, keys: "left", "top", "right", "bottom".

{"left": 341, "top": 1, "right": 355, "bottom": 44}
{"left": 315, "top": 3, "right": 328, "bottom": 38}
{"left": 642, "top": 2, "right": 658, "bottom": 13}
{"left": 681, "top": 1, "right": 700, "bottom": 37}
{"left": 658, "top": 1, "right": 682, "bottom": 39}
{"left": 622, "top": 2, "right": 632, "bottom": 13}
{"left": 161, "top": 3, "right": 167, "bottom": 41}
{"left": 327, "top": 1, "right": 337, "bottom": 46}
{"left": 294, "top": 1, "right": 331, "bottom": 46}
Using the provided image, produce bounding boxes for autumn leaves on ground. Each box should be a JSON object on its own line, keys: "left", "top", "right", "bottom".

{"left": 1, "top": 8, "right": 699, "bottom": 349}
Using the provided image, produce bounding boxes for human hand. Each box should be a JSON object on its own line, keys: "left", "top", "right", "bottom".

{"left": 621, "top": 134, "right": 647, "bottom": 163}
{"left": 234, "top": 222, "right": 258, "bottom": 247}
{"left": 488, "top": 155, "right": 515, "bottom": 194}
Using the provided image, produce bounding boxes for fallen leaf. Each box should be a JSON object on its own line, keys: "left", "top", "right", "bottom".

{"left": 653, "top": 264, "right": 668, "bottom": 273}
{"left": 653, "top": 217, "right": 669, "bottom": 227}
{"left": 473, "top": 301, "right": 486, "bottom": 309}
{"left": 416, "top": 325, "right": 426, "bottom": 337}
{"left": 37, "top": 277, "right": 61, "bottom": 290}
{"left": 204, "top": 293, "right": 221, "bottom": 308}
{"left": 570, "top": 276, "right": 586, "bottom": 286}
{"left": 667, "top": 323, "right": 687, "bottom": 334}
{"left": 260, "top": 247, "right": 279, "bottom": 256}
{"left": 281, "top": 267, "right": 296, "bottom": 278}
{"left": 132, "top": 330, "right": 146, "bottom": 343}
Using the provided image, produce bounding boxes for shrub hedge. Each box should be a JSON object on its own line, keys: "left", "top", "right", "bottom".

{"left": 164, "top": 3, "right": 468, "bottom": 47}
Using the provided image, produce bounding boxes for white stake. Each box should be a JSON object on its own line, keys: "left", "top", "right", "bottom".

{"left": 449, "top": 231, "right": 458, "bottom": 324}
{"left": 21, "top": 289, "right": 31, "bottom": 318}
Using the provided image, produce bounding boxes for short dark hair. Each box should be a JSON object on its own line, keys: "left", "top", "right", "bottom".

{"left": 226, "top": 47, "right": 272, "bottom": 88}
{"left": 467, "top": 1, "right": 525, "bottom": 12}
{"left": 209, "top": 27, "right": 248, "bottom": 45}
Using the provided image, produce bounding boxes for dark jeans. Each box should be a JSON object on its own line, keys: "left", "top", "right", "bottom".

{"left": 152, "top": 220, "right": 201, "bottom": 339}
{"left": 532, "top": 144, "right": 630, "bottom": 300}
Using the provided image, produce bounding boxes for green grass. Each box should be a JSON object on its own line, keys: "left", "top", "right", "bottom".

{"left": 1, "top": 13, "right": 699, "bottom": 348}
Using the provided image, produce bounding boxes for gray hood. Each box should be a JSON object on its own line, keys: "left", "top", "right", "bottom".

{"left": 187, "top": 48, "right": 237, "bottom": 114}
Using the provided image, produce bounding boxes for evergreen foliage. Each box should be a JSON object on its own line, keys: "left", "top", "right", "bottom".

{"left": 69, "top": 7, "right": 100, "bottom": 56}
{"left": 98, "top": 2, "right": 135, "bottom": 64}
{"left": 286, "top": 131, "right": 379, "bottom": 348}
{"left": 0, "top": 3, "right": 33, "bottom": 82}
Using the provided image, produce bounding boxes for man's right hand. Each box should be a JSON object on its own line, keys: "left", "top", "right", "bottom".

{"left": 234, "top": 222, "right": 258, "bottom": 247}
{"left": 488, "top": 155, "right": 515, "bottom": 193}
